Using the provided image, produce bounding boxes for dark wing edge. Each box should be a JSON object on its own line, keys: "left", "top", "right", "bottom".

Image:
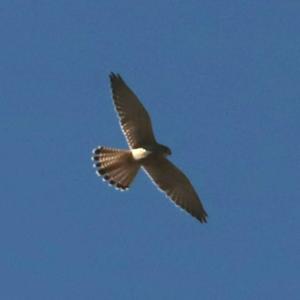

{"left": 142, "top": 157, "right": 208, "bottom": 223}
{"left": 109, "top": 72, "right": 157, "bottom": 148}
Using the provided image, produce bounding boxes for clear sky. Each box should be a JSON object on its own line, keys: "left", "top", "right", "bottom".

{"left": 1, "top": 1, "right": 299, "bottom": 299}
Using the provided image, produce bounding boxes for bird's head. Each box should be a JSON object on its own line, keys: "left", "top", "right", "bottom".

{"left": 159, "top": 144, "right": 172, "bottom": 156}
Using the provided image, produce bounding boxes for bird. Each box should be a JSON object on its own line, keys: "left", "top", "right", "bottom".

{"left": 92, "top": 73, "right": 208, "bottom": 223}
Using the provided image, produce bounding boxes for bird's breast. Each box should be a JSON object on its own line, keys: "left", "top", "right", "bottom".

{"left": 131, "top": 148, "right": 152, "bottom": 161}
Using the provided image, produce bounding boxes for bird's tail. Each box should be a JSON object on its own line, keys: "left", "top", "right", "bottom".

{"left": 92, "top": 146, "right": 140, "bottom": 190}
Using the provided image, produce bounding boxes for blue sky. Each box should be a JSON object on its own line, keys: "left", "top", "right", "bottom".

{"left": 1, "top": 1, "right": 299, "bottom": 299}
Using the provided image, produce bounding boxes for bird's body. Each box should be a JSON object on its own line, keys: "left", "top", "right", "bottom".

{"left": 131, "top": 147, "right": 152, "bottom": 160}
{"left": 132, "top": 144, "right": 171, "bottom": 160}
{"left": 92, "top": 73, "right": 208, "bottom": 223}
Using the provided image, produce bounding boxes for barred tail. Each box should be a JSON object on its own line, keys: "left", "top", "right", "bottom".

{"left": 92, "top": 146, "right": 140, "bottom": 190}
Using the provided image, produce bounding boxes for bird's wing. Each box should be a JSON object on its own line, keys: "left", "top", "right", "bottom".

{"left": 142, "top": 157, "right": 208, "bottom": 223}
{"left": 110, "top": 73, "right": 157, "bottom": 148}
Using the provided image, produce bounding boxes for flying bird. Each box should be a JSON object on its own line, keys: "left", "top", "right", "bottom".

{"left": 92, "top": 73, "right": 208, "bottom": 223}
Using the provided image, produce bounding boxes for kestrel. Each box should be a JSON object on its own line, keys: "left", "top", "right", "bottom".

{"left": 92, "top": 73, "right": 208, "bottom": 223}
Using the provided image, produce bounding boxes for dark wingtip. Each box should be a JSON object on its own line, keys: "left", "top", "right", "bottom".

{"left": 109, "top": 72, "right": 120, "bottom": 79}
{"left": 198, "top": 213, "right": 208, "bottom": 224}
{"left": 109, "top": 72, "right": 123, "bottom": 84}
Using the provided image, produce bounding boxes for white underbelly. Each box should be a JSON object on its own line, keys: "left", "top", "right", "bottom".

{"left": 131, "top": 148, "right": 151, "bottom": 160}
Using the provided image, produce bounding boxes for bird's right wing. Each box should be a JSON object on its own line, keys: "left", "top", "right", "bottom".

{"left": 110, "top": 73, "right": 157, "bottom": 148}
{"left": 142, "top": 157, "right": 208, "bottom": 223}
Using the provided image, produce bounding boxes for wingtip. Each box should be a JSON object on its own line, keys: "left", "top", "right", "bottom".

{"left": 109, "top": 72, "right": 123, "bottom": 83}
{"left": 198, "top": 213, "right": 208, "bottom": 224}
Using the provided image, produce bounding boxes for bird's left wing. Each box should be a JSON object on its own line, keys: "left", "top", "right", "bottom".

{"left": 110, "top": 73, "right": 157, "bottom": 148}
{"left": 142, "top": 157, "right": 208, "bottom": 223}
